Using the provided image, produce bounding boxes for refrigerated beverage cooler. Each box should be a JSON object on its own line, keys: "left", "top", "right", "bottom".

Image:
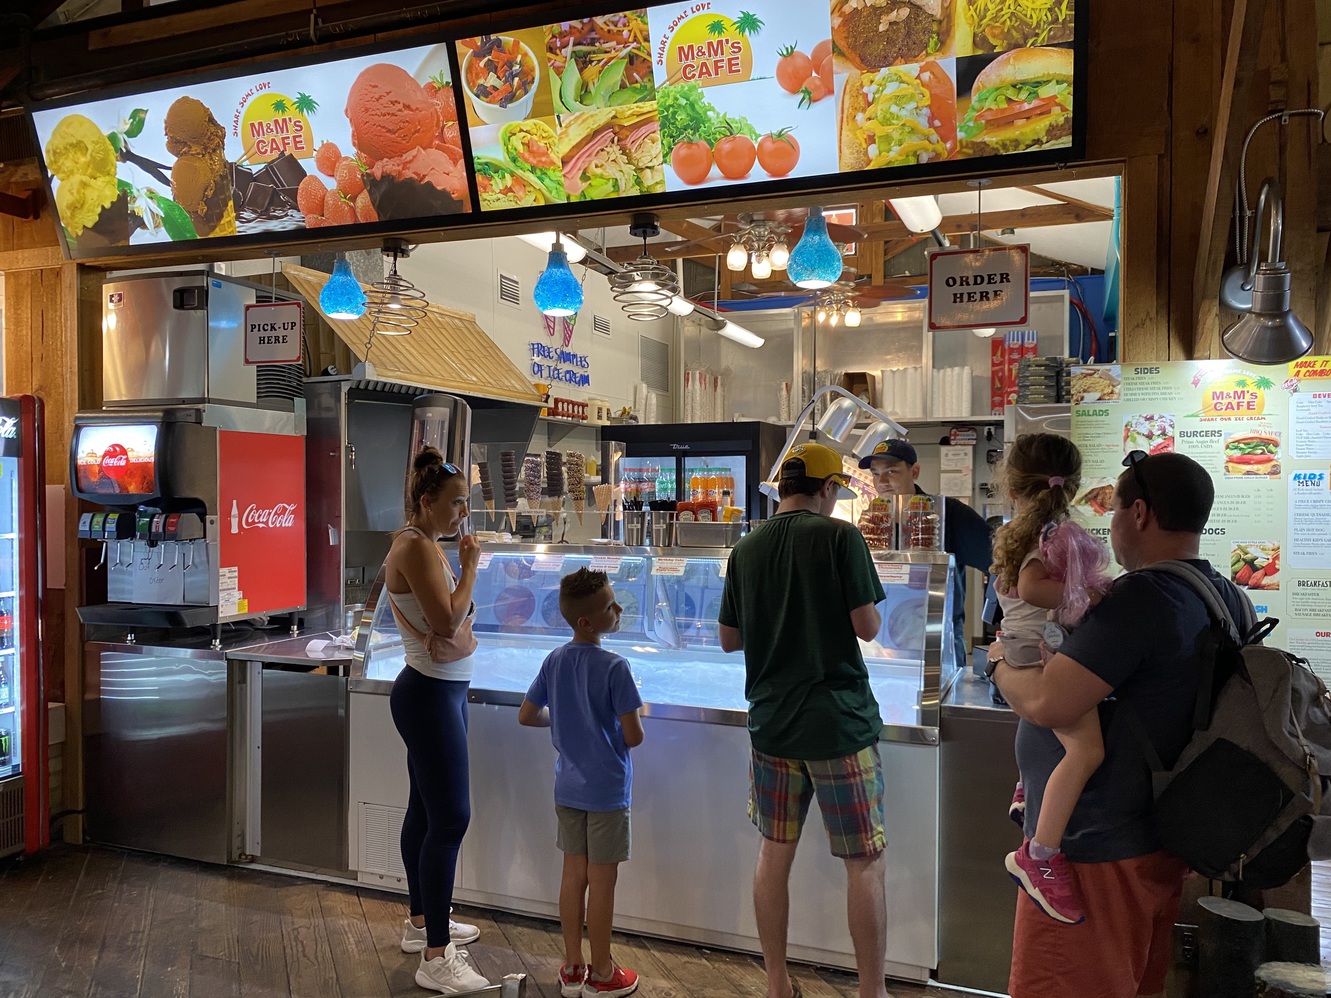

{"left": 0, "top": 396, "right": 48, "bottom": 857}
{"left": 606, "top": 421, "right": 787, "bottom": 521}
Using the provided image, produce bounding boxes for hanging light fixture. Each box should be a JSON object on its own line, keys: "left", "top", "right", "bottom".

{"left": 726, "top": 242, "right": 749, "bottom": 271}
{"left": 666, "top": 295, "right": 696, "bottom": 316}
{"left": 518, "top": 231, "right": 588, "bottom": 264}
{"left": 816, "top": 396, "right": 861, "bottom": 442}
{"left": 1221, "top": 178, "right": 1313, "bottom": 364}
{"left": 973, "top": 327, "right": 997, "bottom": 338}
{"left": 845, "top": 306, "right": 862, "bottom": 328}
{"left": 319, "top": 255, "right": 367, "bottom": 320}
{"left": 769, "top": 241, "right": 790, "bottom": 269}
{"left": 888, "top": 195, "right": 943, "bottom": 234}
{"left": 533, "top": 234, "right": 584, "bottom": 317}
{"left": 357, "top": 239, "right": 429, "bottom": 377}
{"left": 750, "top": 252, "right": 772, "bottom": 280}
{"left": 610, "top": 214, "right": 678, "bottom": 321}
{"left": 788, "top": 207, "right": 843, "bottom": 289}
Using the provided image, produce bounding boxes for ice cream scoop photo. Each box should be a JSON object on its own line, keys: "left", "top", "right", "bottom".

{"left": 164, "top": 96, "right": 236, "bottom": 237}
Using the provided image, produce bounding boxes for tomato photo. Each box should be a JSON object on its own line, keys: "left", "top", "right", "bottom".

{"left": 798, "top": 75, "right": 830, "bottom": 108}
{"left": 670, "top": 139, "right": 714, "bottom": 186}
{"left": 775, "top": 44, "right": 813, "bottom": 94}
{"left": 919, "top": 60, "right": 958, "bottom": 154}
{"left": 810, "top": 39, "right": 833, "bottom": 68}
{"left": 714, "top": 133, "right": 757, "bottom": 180}
{"left": 757, "top": 129, "right": 800, "bottom": 178}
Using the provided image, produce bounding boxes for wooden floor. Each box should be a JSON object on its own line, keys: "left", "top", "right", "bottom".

{"left": 0, "top": 845, "right": 953, "bottom": 998}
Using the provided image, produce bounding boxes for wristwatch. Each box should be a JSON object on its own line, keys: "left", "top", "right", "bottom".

{"left": 984, "top": 654, "right": 1006, "bottom": 679}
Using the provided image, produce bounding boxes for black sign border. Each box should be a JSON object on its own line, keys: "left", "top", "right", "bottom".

{"left": 26, "top": 0, "right": 1089, "bottom": 262}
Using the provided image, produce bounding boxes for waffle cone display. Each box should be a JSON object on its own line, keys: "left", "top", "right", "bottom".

{"left": 594, "top": 483, "right": 613, "bottom": 524}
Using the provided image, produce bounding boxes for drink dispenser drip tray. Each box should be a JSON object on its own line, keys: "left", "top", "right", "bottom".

{"left": 76, "top": 604, "right": 220, "bottom": 629}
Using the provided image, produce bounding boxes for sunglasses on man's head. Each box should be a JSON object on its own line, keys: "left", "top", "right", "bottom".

{"left": 1121, "top": 450, "right": 1152, "bottom": 509}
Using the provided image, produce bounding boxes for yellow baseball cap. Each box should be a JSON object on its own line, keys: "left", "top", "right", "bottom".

{"left": 779, "top": 442, "right": 856, "bottom": 499}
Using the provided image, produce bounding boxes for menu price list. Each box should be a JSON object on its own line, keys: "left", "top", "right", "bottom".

{"left": 1070, "top": 358, "right": 1331, "bottom": 682}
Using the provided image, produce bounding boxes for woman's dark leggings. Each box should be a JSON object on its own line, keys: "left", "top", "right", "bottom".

{"left": 390, "top": 666, "right": 471, "bottom": 949}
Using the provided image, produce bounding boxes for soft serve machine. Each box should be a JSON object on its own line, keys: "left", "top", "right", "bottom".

{"left": 74, "top": 270, "right": 307, "bottom": 642}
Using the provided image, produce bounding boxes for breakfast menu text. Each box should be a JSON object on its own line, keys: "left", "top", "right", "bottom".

{"left": 1069, "top": 357, "right": 1331, "bottom": 680}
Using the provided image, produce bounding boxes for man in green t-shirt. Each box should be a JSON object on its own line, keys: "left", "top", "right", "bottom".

{"left": 718, "top": 441, "right": 889, "bottom": 998}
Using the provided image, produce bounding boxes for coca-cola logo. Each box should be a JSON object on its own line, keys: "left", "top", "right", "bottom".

{"left": 100, "top": 443, "right": 129, "bottom": 480}
{"left": 241, "top": 502, "right": 298, "bottom": 529}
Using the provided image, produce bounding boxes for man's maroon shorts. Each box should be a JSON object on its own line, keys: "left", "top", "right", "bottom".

{"left": 1010, "top": 849, "right": 1189, "bottom": 998}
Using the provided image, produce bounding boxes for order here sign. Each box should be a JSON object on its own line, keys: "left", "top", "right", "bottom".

{"left": 244, "top": 301, "right": 304, "bottom": 365}
{"left": 927, "top": 244, "right": 1030, "bottom": 331}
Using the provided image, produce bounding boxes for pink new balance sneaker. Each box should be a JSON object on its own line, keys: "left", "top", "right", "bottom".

{"left": 1009, "top": 781, "right": 1026, "bottom": 829}
{"left": 1006, "top": 840, "right": 1086, "bottom": 925}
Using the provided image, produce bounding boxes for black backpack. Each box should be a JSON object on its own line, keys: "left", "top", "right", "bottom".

{"left": 1120, "top": 560, "right": 1331, "bottom": 887}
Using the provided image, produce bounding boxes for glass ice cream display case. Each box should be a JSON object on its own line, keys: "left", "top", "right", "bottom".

{"left": 347, "top": 542, "right": 958, "bottom": 983}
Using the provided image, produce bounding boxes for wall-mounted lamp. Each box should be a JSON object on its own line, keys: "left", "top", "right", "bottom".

{"left": 1221, "top": 178, "right": 1313, "bottom": 364}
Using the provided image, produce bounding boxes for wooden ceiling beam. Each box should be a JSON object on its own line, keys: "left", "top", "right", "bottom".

{"left": 1018, "top": 185, "right": 1114, "bottom": 219}
{"left": 602, "top": 203, "right": 1109, "bottom": 263}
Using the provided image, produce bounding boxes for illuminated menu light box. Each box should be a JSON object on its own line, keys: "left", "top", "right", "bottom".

{"left": 29, "top": 0, "right": 1085, "bottom": 258}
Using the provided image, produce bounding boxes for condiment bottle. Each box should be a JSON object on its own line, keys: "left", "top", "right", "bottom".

{"left": 677, "top": 501, "right": 696, "bottom": 522}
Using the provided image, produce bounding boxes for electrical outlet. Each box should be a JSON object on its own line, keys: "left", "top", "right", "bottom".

{"left": 1173, "top": 923, "right": 1199, "bottom": 969}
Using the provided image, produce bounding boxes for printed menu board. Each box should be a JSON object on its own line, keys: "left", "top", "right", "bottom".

{"left": 455, "top": 0, "right": 1082, "bottom": 208}
{"left": 30, "top": 43, "right": 469, "bottom": 255}
{"left": 1069, "top": 357, "right": 1331, "bottom": 682}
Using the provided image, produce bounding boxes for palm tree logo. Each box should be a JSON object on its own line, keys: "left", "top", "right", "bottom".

{"left": 271, "top": 98, "right": 289, "bottom": 114}
{"left": 733, "top": 11, "right": 765, "bottom": 35}
{"left": 293, "top": 93, "right": 318, "bottom": 116}
{"left": 707, "top": 18, "right": 728, "bottom": 36}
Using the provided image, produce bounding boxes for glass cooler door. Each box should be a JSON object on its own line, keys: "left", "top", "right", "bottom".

{"left": 0, "top": 454, "right": 20, "bottom": 779}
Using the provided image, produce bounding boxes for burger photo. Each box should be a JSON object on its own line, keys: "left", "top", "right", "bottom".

{"left": 1224, "top": 431, "right": 1281, "bottom": 477}
{"left": 831, "top": 0, "right": 959, "bottom": 70}
{"left": 958, "top": 45, "right": 1073, "bottom": 156}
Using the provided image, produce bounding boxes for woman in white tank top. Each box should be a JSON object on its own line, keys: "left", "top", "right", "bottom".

{"left": 383, "top": 448, "right": 493, "bottom": 994}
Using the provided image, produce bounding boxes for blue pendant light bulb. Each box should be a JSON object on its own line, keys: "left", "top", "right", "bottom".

{"left": 787, "top": 207, "right": 844, "bottom": 290}
{"left": 319, "top": 257, "right": 367, "bottom": 320}
{"left": 533, "top": 238, "right": 584, "bottom": 317}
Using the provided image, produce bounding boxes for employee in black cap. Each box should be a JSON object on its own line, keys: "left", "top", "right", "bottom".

{"left": 859, "top": 439, "right": 993, "bottom": 670}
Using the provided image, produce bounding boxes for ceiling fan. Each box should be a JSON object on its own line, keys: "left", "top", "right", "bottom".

{"left": 730, "top": 268, "right": 917, "bottom": 304}
{"left": 669, "top": 208, "right": 868, "bottom": 258}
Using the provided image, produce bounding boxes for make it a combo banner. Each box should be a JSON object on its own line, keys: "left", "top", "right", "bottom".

{"left": 29, "top": 0, "right": 1085, "bottom": 258}
{"left": 1068, "top": 357, "right": 1331, "bottom": 681}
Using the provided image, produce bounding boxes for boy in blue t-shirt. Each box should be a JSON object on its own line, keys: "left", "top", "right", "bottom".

{"left": 519, "top": 568, "right": 645, "bottom": 998}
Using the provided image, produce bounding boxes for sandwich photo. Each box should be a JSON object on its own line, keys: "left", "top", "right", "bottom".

{"left": 958, "top": 46, "right": 1074, "bottom": 156}
{"left": 1224, "top": 431, "right": 1281, "bottom": 478}
{"left": 499, "top": 120, "right": 566, "bottom": 203}
{"left": 473, "top": 156, "right": 548, "bottom": 210}
{"left": 965, "top": 0, "right": 1075, "bottom": 53}
{"left": 839, "top": 61, "right": 955, "bottom": 171}
{"left": 831, "top": 0, "right": 957, "bottom": 69}
{"left": 559, "top": 106, "right": 664, "bottom": 201}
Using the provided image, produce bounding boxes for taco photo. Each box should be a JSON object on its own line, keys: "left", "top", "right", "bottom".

{"left": 1224, "top": 430, "right": 1281, "bottom": 478}
{"left": 499, "top": 120, "right": 566, "bottom": 203}
{"left": 559, "top": 105, "right": 664, "bottom": 201}
{"left": 839, "top": 61, "right": 957, "bottom": 171}
{"left": 831, "top": 0, "right": 960, "bottom": 69}
{"left": 958, "top": 46, "right": 1073, "bottom": 157}
{"left": 1073, "top": 480, "right": 1116, "bottom": 517}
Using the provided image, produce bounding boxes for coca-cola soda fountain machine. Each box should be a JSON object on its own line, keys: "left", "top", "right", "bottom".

{"left": 73, "top": 270, "right": 307, "bottom": 641}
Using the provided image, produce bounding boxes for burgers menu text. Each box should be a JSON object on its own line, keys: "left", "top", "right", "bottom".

{"left": 1069, "top": 357, "right": 1331, "bottom": 682}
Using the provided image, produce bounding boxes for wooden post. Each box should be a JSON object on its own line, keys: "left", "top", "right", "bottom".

{"left": 1198, "top": 896, "right": 1267, "bottom": 998}
{"left": 1264, "top": 908, "right": 1322, "bottom": 965}
{"left": 1255, "top": 962, "right": 1331, "bottom": 996}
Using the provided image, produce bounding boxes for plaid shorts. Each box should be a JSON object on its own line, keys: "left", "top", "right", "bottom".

{"left": 748, "top": 744, "right": 886, "bottom": 859}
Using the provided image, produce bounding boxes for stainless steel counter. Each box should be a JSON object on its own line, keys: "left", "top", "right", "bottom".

{"left": 227, "top": 630, "right": 354, "bottom": 669}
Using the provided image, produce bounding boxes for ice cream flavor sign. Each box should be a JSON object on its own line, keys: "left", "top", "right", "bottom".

{"left": 30, "top": 41, "right": 469, "bottom": 257}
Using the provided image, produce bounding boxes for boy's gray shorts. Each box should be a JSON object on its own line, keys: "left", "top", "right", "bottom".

{"left": 555, "top": 804, "right": 631, "bottom": 864}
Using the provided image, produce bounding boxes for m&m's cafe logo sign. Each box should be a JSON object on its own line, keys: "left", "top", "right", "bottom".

{"left": 659, "top": 6, "right": 762, "bottom": 85}
{"left": 1194, "top": 371, "right": 1272, "bottom": 416}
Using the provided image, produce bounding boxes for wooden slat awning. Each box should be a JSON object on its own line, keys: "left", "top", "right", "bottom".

{"left": 283, "top": 263, "right": 542, "bottom": 406}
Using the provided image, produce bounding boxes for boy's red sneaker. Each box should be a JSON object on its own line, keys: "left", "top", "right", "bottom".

{"left": 582, "top": 965, "right": 639, "bottom": 997}
{"left": 559, "top": 964, "right": 587, "bottom": 997}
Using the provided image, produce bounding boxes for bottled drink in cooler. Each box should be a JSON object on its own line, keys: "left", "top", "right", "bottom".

{"left": 0, "top": 729, "right": 10, "bottom": 766}
{"left": 0, "top": 599, "right": 12, "bottom": 650}
{"left": 0, "top": 666, "right": 10, "bottom": 709}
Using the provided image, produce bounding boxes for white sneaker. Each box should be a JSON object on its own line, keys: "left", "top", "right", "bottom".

{"left": 401, "top": 917, "right": 481, "bottom": 952}
{"left": 448, "top": 916, "right": 481, "bottom": 945}
{"left": 415, "top": 943, "right": 490, "bottom": 993}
